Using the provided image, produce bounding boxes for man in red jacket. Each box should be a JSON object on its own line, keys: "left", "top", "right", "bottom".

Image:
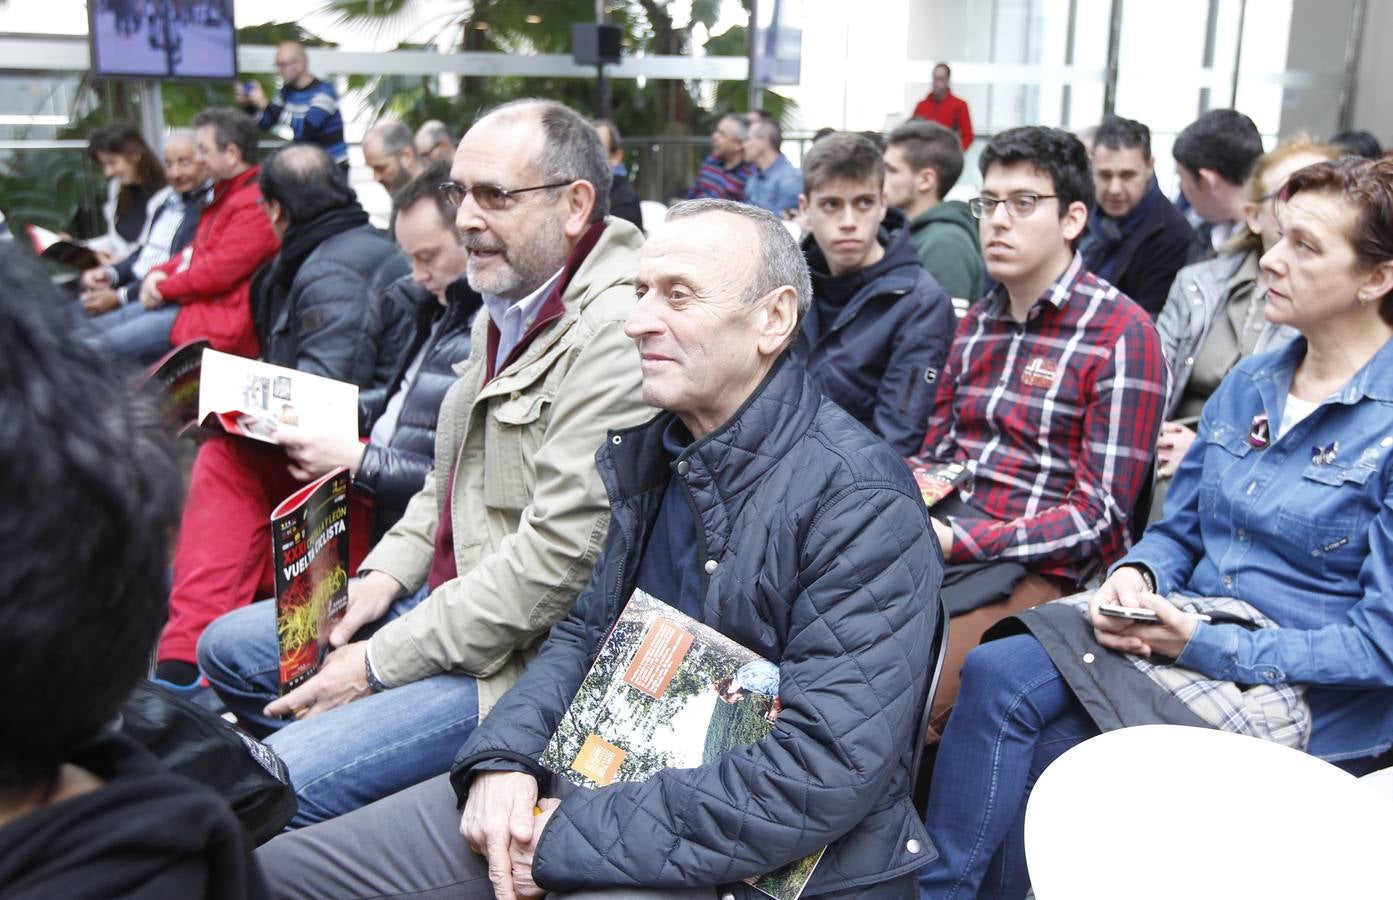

{"left": 140, "top": 107, "right": 280, "bottom": 359}
{"left": 911, "top": 63, "right": 974, "bottom": 151}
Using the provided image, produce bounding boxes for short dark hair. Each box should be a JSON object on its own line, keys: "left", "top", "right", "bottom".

{"left": 979, "top": 126, "right": 1094, "bottom": 213}
{"left": 887, "top": 119, "right": 964, "bottom": 198}
{"left": 593, "top": 118, "right": 621, "bottom": 153}
{"left": 88, "top": 123, "right": 166, "bottom": 190}
{"left": 934, "top": 62, "right": 951, "bottom": 79}
{"left": 751, "top": 117, "right": 782, "bottom": 153}
{"left": 801, "top": 131, "right": 885, "bottom": 196}
{"left": 259, "top": 143, "right": 356, "bottom": 223}
{"left": 1093, "top": 114, "right": 1151, "bottom": 159}
{"left": 485, "top": 99, "right": 611, "bottom": 224}
{"left": 392, "top": 159, "right": 458, "bottom": 238}
{"left": 0, "top": 243, "right": 180, "bottom": 799}
{"left": 1331, "top": 129, "right": 1384, "bottom": 160}
{"left": 1283, "top": 155, "right": 1393, "bottom": 325}
{"left": 194, "top": 107, "right": 260, "bottom": 165}
{"left": 1173, "top": 109, "right": 1263, "bottom": 186}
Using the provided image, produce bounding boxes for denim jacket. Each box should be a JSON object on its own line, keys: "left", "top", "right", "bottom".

{"left": 1119, "top": 336, "right": 1393, "bottom": 762}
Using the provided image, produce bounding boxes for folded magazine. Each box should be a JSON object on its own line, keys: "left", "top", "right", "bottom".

{"left": 135, "top": 339, "right": 209, "bottom": 434}
{"left": 197, "top": 349, "right": 358, "bottom": 445}
{"left": 542, "top": 588, "right": 822, "bottom": 900}
{"left": 271, "top": 467, "right": 350, "bottom": 694}
{"left": 909, "top": 459, "right": 968, "bottom": 508}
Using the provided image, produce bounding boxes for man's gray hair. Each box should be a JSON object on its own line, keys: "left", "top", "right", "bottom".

{"left": 481, "top": 99, "right": 611, "bottom": 224}
{"left": 665, "top": 199, "right": 811, "bottom": 320}
{"left": 368, "top": 120, "right": 413, "bottom": 156}
{"left": 719, "top": 112, "right": 748, "bottom": 140}
{"left": 162, "top": 129, "right": 195, "bottom": 150}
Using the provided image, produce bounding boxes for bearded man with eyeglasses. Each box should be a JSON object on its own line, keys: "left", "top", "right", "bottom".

{"left": 905, "top": 126, "right": 1168, "bottom": 730}
{"left": 197, "top": 99, "right": 651, "bottom": 826}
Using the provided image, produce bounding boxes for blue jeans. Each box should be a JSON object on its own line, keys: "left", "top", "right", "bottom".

{"left": 79, "top": 300, "right": 177, "bottom": 363}
{"left": 197, "top": 587, "right": 481, "bottom": 828}
{"left": 917, "top": 635, "right": 1098, "bottom": 900}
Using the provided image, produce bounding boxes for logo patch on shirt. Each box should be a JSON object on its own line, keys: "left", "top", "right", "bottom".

{"left": 924, "top": 366, "right": 939, "bottom": 385}
{"left": 1020, "top": 356, "right": 1058, "bottom": 389}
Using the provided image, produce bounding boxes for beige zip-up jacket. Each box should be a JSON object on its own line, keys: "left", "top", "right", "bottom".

{"left": 362, "top": 219, "right": 651, "bottom": 715}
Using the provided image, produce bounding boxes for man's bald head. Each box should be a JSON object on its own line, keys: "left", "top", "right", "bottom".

{"left": 414, "top": 120, "right": 455, "bottom": 163}
{"left": 470, "top": 99, "right": 611, "bottom": 224}
{"left": 259, "top": 143, "right": 355, "bottom": 225}
{"left": 363, "top": 120, "right": 422, "bottom": 192}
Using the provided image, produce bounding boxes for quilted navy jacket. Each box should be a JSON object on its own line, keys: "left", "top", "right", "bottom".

{"left": 451, "top": 354, "right": 943, "bottom": 898}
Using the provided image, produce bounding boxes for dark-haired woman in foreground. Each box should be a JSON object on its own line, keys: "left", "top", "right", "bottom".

{"left": 918, "top": 155, "right": 1393, "bottom": 899}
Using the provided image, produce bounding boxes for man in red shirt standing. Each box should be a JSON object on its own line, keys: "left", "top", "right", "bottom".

{"left": 912, "top": 63, "right": 975, "bottom": 151}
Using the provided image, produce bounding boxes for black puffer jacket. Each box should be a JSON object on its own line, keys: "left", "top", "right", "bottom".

{"left": 356, "top": 277, "right": 481, "bottom": 541}
{"left": 254, "top": 224, "right": 411, "bottom": 385}
{"left": 451, "top": 355, "right": 942, "bottom": 899}
{"left": 795, "top": 208, "right": 955, "bottom": 454}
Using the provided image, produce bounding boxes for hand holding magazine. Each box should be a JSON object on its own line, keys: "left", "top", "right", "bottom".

{"left": 271, "top": 468, "right": 351, "bottom": 694}
{"left": 198, "top": 349, "right": 358, "bottom": 445}
{"left": 542, "top": 589, "right": 822, "bottom": 900}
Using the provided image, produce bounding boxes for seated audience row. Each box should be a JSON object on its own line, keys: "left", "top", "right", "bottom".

{"left": 76, "top": 130, "right": 209, "bottom": 356}
{"left": 17, "top": 91, "right": 1393, "bottom": 900}
{"left": 920, "top": 153, "right": 1393, "bottom": 899}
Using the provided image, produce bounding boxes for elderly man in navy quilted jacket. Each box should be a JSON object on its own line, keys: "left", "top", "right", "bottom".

{"left": 256, "top": 198, "right": 943, "bottom": 900}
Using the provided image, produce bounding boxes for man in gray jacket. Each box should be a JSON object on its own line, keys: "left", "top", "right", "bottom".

{"left": 198, "top": 99, "right": 651, "bottom": 827}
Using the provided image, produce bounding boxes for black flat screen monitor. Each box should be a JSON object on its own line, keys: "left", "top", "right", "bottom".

{"left": 88, "top": 0, "right": 238, "bottom": 80}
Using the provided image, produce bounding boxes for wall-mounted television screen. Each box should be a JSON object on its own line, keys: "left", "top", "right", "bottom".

{"left": 88, "top": 0, "right": 238, "bottom": 80}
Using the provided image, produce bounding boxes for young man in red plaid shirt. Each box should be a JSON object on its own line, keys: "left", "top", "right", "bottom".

{"left": 913, "top": 126, "right": 1168, "bottom": 718}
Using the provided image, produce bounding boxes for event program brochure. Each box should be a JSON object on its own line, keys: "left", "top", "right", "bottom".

{"left": 271, "top": 467, "right": 350, "bottom": 694}
{"left": 542, "top": 589, "right": 822, "bottom": 900}
{"left": 197, "top": 349, "right": 357, "bottom": 445}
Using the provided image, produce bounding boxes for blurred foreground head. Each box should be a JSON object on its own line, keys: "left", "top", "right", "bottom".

{"left": 0, "top": 243, "right": 181, "bottom": 801}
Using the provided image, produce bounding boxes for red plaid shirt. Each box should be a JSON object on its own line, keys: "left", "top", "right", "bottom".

{"left": 915, "top": 253, "right": 1167, "bottom": 583}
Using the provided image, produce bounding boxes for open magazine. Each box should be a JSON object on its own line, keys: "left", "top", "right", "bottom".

{"left": 542, "top": 589, "right": 822, "bottom": 900}
{"left": 909, "top": 459, "right": 969, "bottom": 508}
{"left": 271, "top": 467, "right": 351, "bottom": 694}
{"left": 198, "top": 349, "right": 358, "bottom": 445}
{"left": 135, "top": 339, "right": 210, "bottom": 434}
{"left": 25, "top": 223, "right": 102, "bottom": 270}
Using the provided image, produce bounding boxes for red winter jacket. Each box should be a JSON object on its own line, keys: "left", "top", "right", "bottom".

{"left": 911, "top": 90, "right": 974, "bottom": 150}
{"left": 153, "top": 166, "right": 280, "bottom": 358}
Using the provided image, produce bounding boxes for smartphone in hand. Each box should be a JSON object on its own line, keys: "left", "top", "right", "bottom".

{"left": 1098, "top": 603, "right": 1211, "bottom": 623}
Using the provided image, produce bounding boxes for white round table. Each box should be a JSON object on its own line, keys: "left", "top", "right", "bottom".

{"left": 1024, "top": 724, "right": 1393, "bottom": 899}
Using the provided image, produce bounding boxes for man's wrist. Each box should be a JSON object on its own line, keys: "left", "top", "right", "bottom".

{"left": 1124, "top": 564, "right": 1156, "bottom": 593}
{"left": 364, "top": 643, "right": 390, "bottom": 693}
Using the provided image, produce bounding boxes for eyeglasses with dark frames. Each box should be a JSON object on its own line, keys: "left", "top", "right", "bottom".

{"left": 968, "top": 193, "right": 1060, "bottom": 219}
{"left": 437, "top": 180, "right": 574, "bottom": 211}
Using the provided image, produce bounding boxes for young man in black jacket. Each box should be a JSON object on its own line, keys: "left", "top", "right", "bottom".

{"left": 794, "top": 131, "right": 954, "bottom": 454}
{"left": 0, "top": 244, "right": 266, "bottom": 899}
{"left": 1079, "top": 115, "right": 1194, "bottom": 318}
{"left": 274, "top": 161, "right": 482, "bottom": 541}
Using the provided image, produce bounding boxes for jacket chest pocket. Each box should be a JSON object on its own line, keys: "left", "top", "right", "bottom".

{"left": 482, "top": 391, "right": 552, "bottom": 511}
{"left": 1274, "top": 460, "right": 1373, "bottom": 579}
{"left": 1198, "top": 422, "right": 1254, "bottom": 514}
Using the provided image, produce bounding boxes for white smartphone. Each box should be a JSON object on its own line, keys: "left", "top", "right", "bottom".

{"left": 1098, "top": 603, "right": 1211, "bottom": 623}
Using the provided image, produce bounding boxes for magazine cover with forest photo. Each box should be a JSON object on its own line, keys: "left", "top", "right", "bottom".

{"left": 271, "top": 467, "right": 350, "bottom": 694}
{"left": 541, "top": 589, "right": 822, "bottom": 900}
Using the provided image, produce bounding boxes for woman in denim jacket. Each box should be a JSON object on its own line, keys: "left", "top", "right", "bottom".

{"left": 918, "top": 155, "right": 1393, "bottom": 899}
